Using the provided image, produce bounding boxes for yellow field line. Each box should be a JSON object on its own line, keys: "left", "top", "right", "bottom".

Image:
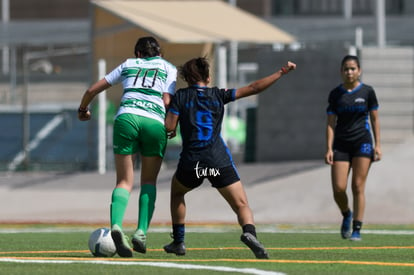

{"left": 0, "top": 250, "right": 89, "bottom": 254}
{"left": 264, "top": 259, "right": 414, "bottom": 267}
{"left": 1, "top": 245, "right": 413, "bottom": 255}
{"left": 267, "top": 246, "right": 414, "bottom": 250}
{"left": 1, "top": 256, "right": 413, "bottom": 268}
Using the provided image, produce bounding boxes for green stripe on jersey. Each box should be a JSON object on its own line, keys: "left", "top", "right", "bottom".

{"left": 121, "top": 67, "right": 139, "bottom": 78}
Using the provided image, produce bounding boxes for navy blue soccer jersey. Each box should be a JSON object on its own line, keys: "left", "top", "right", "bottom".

{"left": 168, "top": 86, "right": 236, "bottom": 168}
{"left": 327, "top": 83, "right": 379, "bottom": 142}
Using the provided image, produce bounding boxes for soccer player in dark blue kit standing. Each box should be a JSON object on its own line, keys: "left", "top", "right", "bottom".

{"left": 325, "top": 55, "right": 382, "bottom": 241}
{"left": 162, "top": 57, "right": 296, "bottom": 259}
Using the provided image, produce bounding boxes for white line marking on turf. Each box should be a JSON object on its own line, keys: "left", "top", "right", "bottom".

{"left": 261, "top": 229, "right": 414, "bottom": 235}
{"left": 0, "top": 258, "right": 285, "bottom": 275}
{"left": 1, "top": 227, "right": 414, "bottom": 235}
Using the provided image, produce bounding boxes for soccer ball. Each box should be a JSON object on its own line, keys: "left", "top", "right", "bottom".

{"left": 88, "top": 228, "right": 116, "bottom": 257}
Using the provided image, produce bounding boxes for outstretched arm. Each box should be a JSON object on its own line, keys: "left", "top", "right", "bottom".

{"left": 235, "top": 61, "right": 296, "bottom": 100}
{"left": 78, "top": 78, "right": 111, "bottom": 121}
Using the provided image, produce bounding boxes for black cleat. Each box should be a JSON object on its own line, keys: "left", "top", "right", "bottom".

{"left": 163, "top": 241, "right": 186, "bottom": 256}
{"left": 111, "top": 225, "right": 133, "bottom": 258}
{"left": 241, "top": 232, "right": 269, "bottom": 259}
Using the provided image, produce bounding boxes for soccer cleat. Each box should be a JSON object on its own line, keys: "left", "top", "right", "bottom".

{"left": 240, "top": 232, "right": 269, "bottom": 259}
{"left": 341, "top": 211, "right": 352, "bottom": 239}
{"left": 349, "top": 231, "right": 362, "bottom": 241}
{"left": 164, "top": 241, "right": 186, "bottom": 256}
{"left": 111, "top": 224, "right": 133, "bottom": 257}
{"left": 131, "top": 230, "right": 147, "bottom": 254}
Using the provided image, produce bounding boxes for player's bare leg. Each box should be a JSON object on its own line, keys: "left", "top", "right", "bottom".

{"left": 169, "top": 175, "right": 191, "bottom": 224}
{"left": 217, "top": 181, "right": 253, "bottom": 226}
{"left": 164, "top": 175, "right": 191, "bottom": 256}
{"left": 331, "top": 161, "right": 353, "bottom": 239}
{"left": 115, "top": 153, "right": 136, "bottom": 192}
{"left": 349, "top": 157, "right": 371, "bottom": 241}
{"left": 218, "top": 181, "right": 268, "bottom": 259}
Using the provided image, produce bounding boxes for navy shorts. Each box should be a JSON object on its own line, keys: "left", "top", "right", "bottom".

{"left": 175, "top": 163, "right": 240, "bottom": 189}
{"left": 333, "top": 137, "right": 374, "bottom": 162}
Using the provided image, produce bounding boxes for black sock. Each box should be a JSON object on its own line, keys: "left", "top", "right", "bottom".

{"left": 353, "top": 220, "right": 363, "bottom": 232}
{"left": 342, "top": 209, "right": 352, "bottom": 217}
{"left": 242, "top": 224, "right": 257, "bottom": 237}
{"left": 172, "top": 224, "right": 185, "bottom": 243}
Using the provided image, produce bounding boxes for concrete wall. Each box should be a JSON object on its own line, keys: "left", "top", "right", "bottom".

{"left": 254, "top": 46, "right": 347, "bottom": 161}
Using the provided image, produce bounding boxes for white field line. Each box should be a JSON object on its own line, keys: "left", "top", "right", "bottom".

{"left": 0, "top": 227, "right": 413, "bottom": 235}
{"left": 0, "top": 258, "right": 285, "bottom": 275}
{"left": 263, "top": 229, "right": 414, "bottom": 235}
{"left": 7, "top": 113, "right": 65, "bottom": 171}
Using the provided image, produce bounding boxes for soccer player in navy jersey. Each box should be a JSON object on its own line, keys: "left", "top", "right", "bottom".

{"left": 325, "top": 55, "right": 382, "bottom": 241}
{"left": 163, "top": 57, "right": 296, "bottom": 258}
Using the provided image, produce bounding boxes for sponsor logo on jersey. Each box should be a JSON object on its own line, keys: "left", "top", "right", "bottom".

{"left": 338, "top": 105, "right": 367, "bottom": 113}
{"left": 122, "top": 100, "right": 156, "bottom": 109}
{"left": 355, "top": 97, "right": 365, "bottom": 103}
{"left": 194, "top": 161, "right": 220, "bottom": 178}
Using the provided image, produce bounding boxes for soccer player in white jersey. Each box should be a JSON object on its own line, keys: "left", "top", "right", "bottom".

{"left": 78, "top": 36, "right": 177, "bottom": 257}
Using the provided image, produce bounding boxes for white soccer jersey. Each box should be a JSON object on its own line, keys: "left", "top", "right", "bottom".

{"left": 105, "top": 57, "right": 177, "bottom": 124}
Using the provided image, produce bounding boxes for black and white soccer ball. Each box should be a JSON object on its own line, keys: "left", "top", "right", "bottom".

{"left": 88, "top": 228, "right": 116, "bottom": 257}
